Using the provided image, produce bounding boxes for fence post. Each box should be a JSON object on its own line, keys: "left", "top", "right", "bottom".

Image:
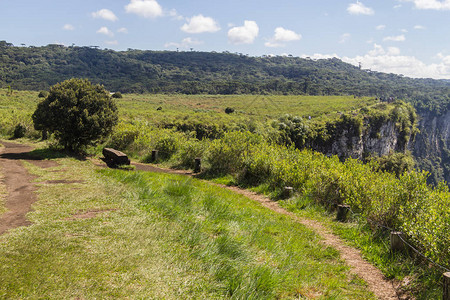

{"left": 444, "top": 272, "right": 450, "bottom": 300}
{"left": 282, "top": 186, "right": 294, "bottom": 199}
{"left": 337, "top": 204, "right": 350, "bottom": 222}
{"left": 151, "top": 150, "right": 158, "bottom": 162}
{"left": 194, "top": 158, "right": 201, "bottom": 173}
{"left": 390, "top": 231, "right": 405, "bottom": 252}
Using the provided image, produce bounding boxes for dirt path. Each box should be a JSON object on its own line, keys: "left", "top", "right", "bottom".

{"left": 131, "top": 162, "right": 402, "bottom": 300}
{"left": 0, "top": 141, "right": 57, "bottom": 235}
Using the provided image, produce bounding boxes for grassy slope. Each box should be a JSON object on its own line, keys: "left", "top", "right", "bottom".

{"left": 0, "top": 150, "right": 374, "bottom": 299}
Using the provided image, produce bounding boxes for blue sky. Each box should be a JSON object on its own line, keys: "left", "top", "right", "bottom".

{"left": 1, "top": 0, "right": 450, "bottom": 79}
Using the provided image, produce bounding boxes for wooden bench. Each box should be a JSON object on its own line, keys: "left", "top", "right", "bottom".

{"left": 102, "top": 148, "right": 130, "bottom": 166}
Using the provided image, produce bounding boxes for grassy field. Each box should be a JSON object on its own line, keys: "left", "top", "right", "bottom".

{"left": 0, "top": 149, "right": 375, "bottom": 299}
{"left": 0, "top": 89, "right": 376, "bottom": 138}
{"left": 118, "top": 93, "right": 376, "bottom": 122}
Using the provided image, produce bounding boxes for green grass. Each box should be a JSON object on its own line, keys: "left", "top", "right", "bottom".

{"left": 278, "top": 195, "right": 444, "bottom": 299}
{"left": 0, "top": 150, "right": 375, "bottom": 299}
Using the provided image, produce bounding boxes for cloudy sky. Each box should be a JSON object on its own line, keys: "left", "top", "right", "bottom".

{"left": 1, "top": 0, "right": 450, "bottom": 79}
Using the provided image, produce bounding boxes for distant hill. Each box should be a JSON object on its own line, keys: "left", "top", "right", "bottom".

{"left": 1, "top": 41, "right": 450, "bottom": 113}
{"left": 2, "top": 41, "right": 450, "bottom": 185}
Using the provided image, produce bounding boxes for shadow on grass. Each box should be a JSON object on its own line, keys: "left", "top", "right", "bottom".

{"left": 28, "top": 148, "right": 88, "bottom": 161}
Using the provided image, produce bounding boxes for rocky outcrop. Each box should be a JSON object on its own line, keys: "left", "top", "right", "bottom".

{"left": 322, "top": 119, "right": 411, "bottom": 160}
{"left": 411, "top": 110, "right": 450, "bottom": 184}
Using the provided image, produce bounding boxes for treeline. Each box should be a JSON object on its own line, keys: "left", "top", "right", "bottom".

{"left": 1, "top": 41, "right": 450, "bottom": 114}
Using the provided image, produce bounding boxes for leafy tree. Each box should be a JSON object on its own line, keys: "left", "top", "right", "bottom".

{"left": 32, "top": 78, "right": 118, "bottom": 151}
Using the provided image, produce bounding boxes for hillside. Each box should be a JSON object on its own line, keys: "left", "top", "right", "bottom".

{"left": 1, "top": 41, "right": 449, "bottom": 110}
{"left": 2, "top": 41, "right": 450, "bottom": 185}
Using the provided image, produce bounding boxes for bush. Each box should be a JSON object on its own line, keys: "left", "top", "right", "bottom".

{"left": 38, "top": 91, "right": 48, "bottom": 98}
{"left": 32, "top": 78, "right": 118, "bottom": 152}
{"left": 225, "top": 107, "right": 235, "bottom": 114}
{"left": 12, "top": 123, "right": 27, "bottom": 139}
{"left": 111, "top": 92, "right": 123, "bottom": 98}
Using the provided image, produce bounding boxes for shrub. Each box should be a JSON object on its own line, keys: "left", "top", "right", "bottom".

{"left": 32, "top": 78, "right": 118, "bottom": 152}
{"left": 111, "top": 92, "right": 123, "bottom": 98}
{"left": 155, "top": 136, "right": 180, "bottom": 160}
{"left": 12, "top": 123, "right": 27, "bottom": 139}
{"left": 38, "top": 91, "right": 48, "bottom": 98}
{"left": 173, "top": 139, "right": 207, "bottom": 169}
{"left": 108, "top": 122, "right": 140, "bottom": 150}
{"left": 225, "top": 107, "right": 235, "bottom": 114}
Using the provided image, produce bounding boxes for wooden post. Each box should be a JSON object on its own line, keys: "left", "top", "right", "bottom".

{"left": 444, "top": 272, "right": 450, "bottom": 300}
{"left": 390, "top": 231, "right": 405, "bottom": 252}
{"left": 42, "top": 130, "right": 48, "bottom": 140}
{"left": 337, "top": 204, "right": 350, "bottom": 222}
{"left": 151, "top": 150, "right": 158, "bottom": 162}
{"left": 282, "top": 186, "right": 294, "bottom": 199}
{"left": 194, "top": 158, "right": 201, "bottom": 173}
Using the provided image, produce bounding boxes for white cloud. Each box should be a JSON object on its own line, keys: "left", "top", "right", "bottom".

{"left": 387, "top": 46, "right": 401, "bottom": 55}
{"left": 105, "top": 40, "right": 119, "bottom": 45}
{"left": 168, "top": 9, "right": 183, "bottom": 20}
{"left": 91, "top": 9, "right": 118, "bottom": 22}
{"left": 63, "top": 24, "right": 75, "bottom": 31}
{"left": 265, "top": 41, "right": 284, "bottom": 48}
{"left": 273, "top": 27, "right": 301, "bottom": 42}
{"left": 265, "top": 27, "right": 301, "bottom": 48}
{"left": 339, "top": 33, "right": 351, "bottom": 43}
{"left": 181, "top": 15, "right": 220, "bottom": 33}
{"left": 414, "top": 25, "right": 425, "bottom": 29}
{"left": 97, "top": 26, "right": 114, "bottom": 37}
{"left": 400, "top": 0, "right": 450, "bottom": 10}
{"left": 125, "top": 0, "right": 163, "bottom": 18}
{"left": 394, "top": 4, "right": 403, "bottom": 8}
{"left": 338, "top": 44, "right": 450, "bottom": 79}
{"left": 376, "top": 24, "right": 386, "bottom": 30}
{"left": 228, "top": 21, "right": 259, "bottom": 45}
{"left": 118, "top": 28, "right": 128, "bottom": 34}
{"left": 165, "top": 37, "right": 203, "bottom": 49}
{"left": 401, "top": 29, "right": 408, "bottom": 33}
{"left": 383, "top": 34, "right": 406, "bottom": 42}
{"left": 347, "top": 1, "right": 375, "bottom": 15}
{"left": 301, "top": 44, "right": 450, "bottom": 79}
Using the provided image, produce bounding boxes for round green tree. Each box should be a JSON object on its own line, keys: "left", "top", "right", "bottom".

{"left": 32, "top": 78, "right": 118, "bottom": 151}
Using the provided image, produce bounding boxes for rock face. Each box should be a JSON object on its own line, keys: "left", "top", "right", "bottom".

{"left": 314, "top": 119, "right": 411, "bottom": 161}
{"left": 411, "top": 110, "right": 450, "bottom": 184}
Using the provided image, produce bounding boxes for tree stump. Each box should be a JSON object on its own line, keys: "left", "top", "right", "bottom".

{"left": 444, "top": 272, "right": 450, "bottom": 300}
{"left": 390, "top": 231, "right": 406, "bottom": 252}
{"left": 151, "top": 150, "right": 158, "bottom": 162}
{"left": 337, "top": 204, "right": 350, "bottom": 222}
{"left": 194, "top": 158, "right": 201, "bottom": 173}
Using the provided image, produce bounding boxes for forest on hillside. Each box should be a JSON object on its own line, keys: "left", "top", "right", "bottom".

{"left": 1, "top": 41, "right": 450, "bottom": 114}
